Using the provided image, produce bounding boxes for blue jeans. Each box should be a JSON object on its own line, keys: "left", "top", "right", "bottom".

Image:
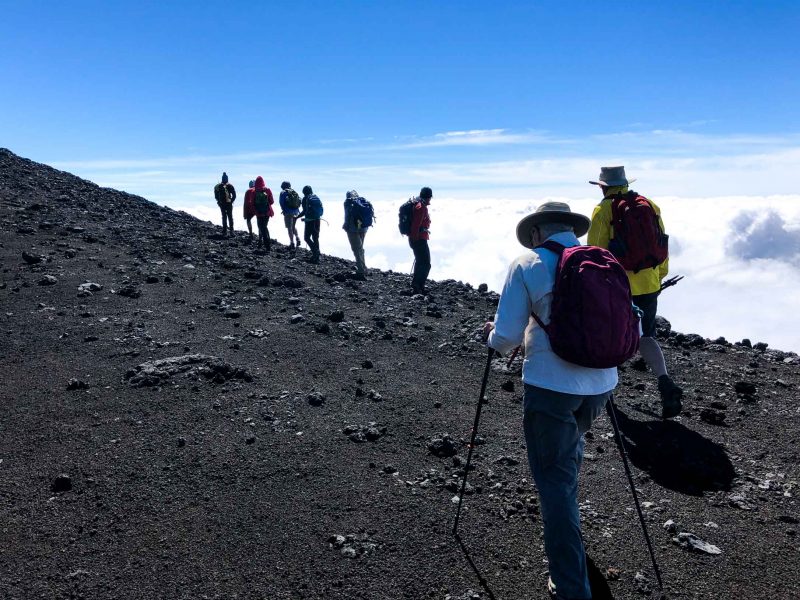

{"left": 523, "top": 384, "right": 611, "bottom": 600}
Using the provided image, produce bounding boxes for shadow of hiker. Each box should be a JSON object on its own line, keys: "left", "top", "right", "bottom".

{"left": 587, "top": 554, "right": 615, "bottom": 600}
{"left": 611, "top": 406, "right": 735, "bottom": 496}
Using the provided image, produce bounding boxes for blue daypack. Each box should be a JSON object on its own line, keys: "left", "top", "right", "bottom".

{"left": 349, "top": 197, "right": 374, "bottom": 229}
{"left": 305, "top": 194, "right": 324, "bottom": 220}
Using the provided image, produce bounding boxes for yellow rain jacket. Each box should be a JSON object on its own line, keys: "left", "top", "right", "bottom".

{"left": 587, "top": 193, "right": 668, "bottom": 296}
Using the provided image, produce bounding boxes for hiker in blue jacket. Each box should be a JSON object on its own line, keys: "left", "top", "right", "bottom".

{"left": 298, "top": 185, "right": 323, "bottom": 264}
{"left": 484, "top": 202, "right": 617, "bottom": 600}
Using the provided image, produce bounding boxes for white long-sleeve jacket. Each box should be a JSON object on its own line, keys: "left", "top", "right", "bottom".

{"left": 487, "top": 231, "right": 618, "bottom": 395}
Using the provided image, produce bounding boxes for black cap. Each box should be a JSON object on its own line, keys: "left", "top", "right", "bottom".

{"left": 420, "top": 187, "right": 433, "bottom": 199}
{"left": 302, "top": 185, "right": 312, "bottom": 195}
{"left": 281, "top": 181, "right": 291, "bottom": 190}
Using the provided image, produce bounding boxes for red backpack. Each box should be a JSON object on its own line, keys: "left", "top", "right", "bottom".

{"left": 609, "top": 192, "right": 669, "bottom": 273}
{"left": 532, "top": 241, "right": 640, "bottom": 369}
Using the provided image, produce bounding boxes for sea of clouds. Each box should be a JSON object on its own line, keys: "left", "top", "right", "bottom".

{"left": 53, "top": 129, "right": 800, "bottom": 352}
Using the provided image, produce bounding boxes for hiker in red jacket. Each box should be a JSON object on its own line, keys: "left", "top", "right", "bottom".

{"left": 243, "top": 180, "right": 256, "bottom": 242}
{"left": 252, "top": 176, "right": 274, "bottom": 252}
{"left": 408, "top": 187, "right": 432, "bottom": 294}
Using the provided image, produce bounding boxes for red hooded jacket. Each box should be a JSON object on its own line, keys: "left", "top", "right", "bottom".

{"left": 253, "top": 176, "right": 274, "bottom": 218}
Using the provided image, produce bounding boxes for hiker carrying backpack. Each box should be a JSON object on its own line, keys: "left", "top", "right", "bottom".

{"left": 608, "top": 191, "right": 669, "bottom": 273}
{"left": 347, "top": 195, "right": 374, "bottom": 230}
{"left": 398, "top": 198, "right": 416, "bottom": 235}
{"left": 485, "top": 201, "right": 625, "bottom": 600}
{"left": 214, "top": 172, "right": 237, "bottom": 236}
{"left": 532, "top": 240, "right": 640, "bottom": 368}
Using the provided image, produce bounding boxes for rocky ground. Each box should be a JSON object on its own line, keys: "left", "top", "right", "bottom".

{"left": 1, "top": 148, "right": 798, "bottom": 600}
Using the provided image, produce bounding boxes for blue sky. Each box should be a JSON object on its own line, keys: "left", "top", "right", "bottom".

{"left": 2, "top": 1, "right": 799, "bottom": 160}
{"left": 2, "top": 1, "right": 800, "bottom": 351}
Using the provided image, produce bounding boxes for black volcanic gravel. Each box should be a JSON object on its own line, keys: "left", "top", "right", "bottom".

{"left": 1, "top": 148, "right": 799, "bottom": 599}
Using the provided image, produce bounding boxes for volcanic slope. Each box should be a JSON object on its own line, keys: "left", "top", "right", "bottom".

{"left": 1, "top": 148, "right": 799, "bottom": 600}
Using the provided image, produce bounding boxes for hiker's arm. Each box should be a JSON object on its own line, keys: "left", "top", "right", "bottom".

{"left": 587, "top": 204, "right": 610, "bottom": 248}
{"left": 487, "top": 263, "right": 528, "bottom": 354}
{"left": 229, "top": 185, "right": 236, "bottom": 201}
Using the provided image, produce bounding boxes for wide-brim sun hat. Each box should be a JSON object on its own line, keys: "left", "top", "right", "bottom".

{"left": 589, "top": 165, "right": 636, "bottom": 187}
{"left": 516, "top": 201, "right": 591, "bottom": 249}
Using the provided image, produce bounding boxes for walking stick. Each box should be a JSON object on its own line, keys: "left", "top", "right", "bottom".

{"left": 606, "top": 396, "right": 666, "bottom": 597}
{"left": 660, "top": 275, "right": 683, "bottom": 292}
{"left": 453, "top": 347, "right": 497, "bottom": 599}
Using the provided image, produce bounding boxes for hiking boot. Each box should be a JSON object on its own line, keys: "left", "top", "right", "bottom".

{"left": 659, "top": 375, "right": 683, "bottom": 419}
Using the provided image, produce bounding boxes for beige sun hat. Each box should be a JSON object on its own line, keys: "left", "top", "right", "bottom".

{"left": 589, "top": 165, "right": 636, "bottom": 187}
{"left": 515, "top": 202, "right": 591, "bottom": 249}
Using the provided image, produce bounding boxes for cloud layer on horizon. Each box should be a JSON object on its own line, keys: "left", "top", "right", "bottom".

{"left": 45, "top": 128, "right": 800, "bottom": 352}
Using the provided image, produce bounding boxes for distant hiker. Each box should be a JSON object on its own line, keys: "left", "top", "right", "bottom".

{"left": 298, "top": 185, "right": 323, "bottom": 264}
{"left": 252, "top": 176, "right": 274, "bottom": 251}
{"left": 342, "top": 190, "right": 374, "bottom": 279}
{"left": 213, "top": 172, "right": 237, "bottom": 237}
{"left": 243, "top": 179, "right": 256, "bottom": 241}
{"left": 587, "top": 166, "right": 683, "bottom": 419}
{"left": 407, "top": 187, "right": 433, "bottom": 294}
{"left": 484, "top": 202, "right": 623, "bottom": 600}
{"left": 279, "top": 181, "right": 302, "bottom": 249}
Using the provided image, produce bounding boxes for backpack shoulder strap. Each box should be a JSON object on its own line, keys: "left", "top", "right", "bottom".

{"left": 530, "top": 240, "right": 566, "bottom": 328}
{"left": 535, "top": 240, "right": 565, "bottom": 254}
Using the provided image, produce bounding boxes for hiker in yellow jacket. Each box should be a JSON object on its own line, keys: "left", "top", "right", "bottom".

{"left": 587, "top": 166, "right": 683, "bottom": 419}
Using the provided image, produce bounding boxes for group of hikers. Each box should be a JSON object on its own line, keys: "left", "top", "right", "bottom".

{"left": 214, "top": 174, "right": 433, "bottom": 290}
{"left": 217, "top": 166, "right": 682, "bottom": 600}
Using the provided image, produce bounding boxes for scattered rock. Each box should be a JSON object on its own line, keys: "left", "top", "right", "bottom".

{"left": 66, "top": 378, "right": 90, "bottom": 391}
{"left": 125, "top": 354, "right": 252, "bottom": 387}
{"left": 328, "top": 310, "right": 345, "bottom": 323}
{"left": 22, "top": 251, "right": 43, "bottom": 264}
{"left": 672, "top": 532, "right": 722, "bottom": 555}
{"left": 735, "top": 381, "right": 756, "bottom": 395}
{"left": 117, "top": 285, "right": 141, "bottom": 298}
{"left": 307, "top": 392, "right": 325, "bottom": 406}
{"left": 700, "top": 408, "right": 726, "bottom": 426}
{"left": 51, "top": 474, "right": 72, "bottom": 493}
{"left": 428, "top": 434, "right": 458, "bottom": 458}
{"left": 38, "top": 275, "right": 58, "bottom": 286}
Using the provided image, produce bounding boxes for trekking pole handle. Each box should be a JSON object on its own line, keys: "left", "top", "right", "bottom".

{"left": 660, "top": 275, "right": 684, "bottom": 291}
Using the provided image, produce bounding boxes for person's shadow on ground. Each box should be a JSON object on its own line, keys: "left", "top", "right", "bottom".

{"left": 610, "top": 404, "right": 735, "bottom": 496}
{"left": 587, "top": 554, "right": 615, "bottom": 599}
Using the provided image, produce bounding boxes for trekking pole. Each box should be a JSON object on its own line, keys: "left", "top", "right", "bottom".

{"left": 453, "top": 346, "right": 495, "bottom": 534}
{"left": 605, "top": 396, "right": 665, "bottom": 596}
{"left": 660, "top": 275, "right": 683, "bottom": 292}
{"left": 452, "top": 346, "right": 496, "bottom": 599}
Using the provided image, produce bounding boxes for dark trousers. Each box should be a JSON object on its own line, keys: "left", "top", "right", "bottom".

{"left": 304, "top": 220, "right": 321, "bottom": 260}
{"left": 409, "top": 238, "right": 431, "bottom": 291}
{"left": 632, "top": 291, "right": 660, "bottom": 337}
{"left": 219, "top": 203, "right": 233, "bottom": 233}
{"left": 256, "top": 216, "right": 271, "bottom": 250}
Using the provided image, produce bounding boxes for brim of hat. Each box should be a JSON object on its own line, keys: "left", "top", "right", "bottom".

{"left": 516, "top": 212, "right": 591, "bottom": 249}
{"left": 588, "top": 178, "right": 636, "bottom": 186}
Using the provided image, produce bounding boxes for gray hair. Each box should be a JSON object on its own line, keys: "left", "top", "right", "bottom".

{"left": 534, "top": 222, "right": 574, "bottom": 239}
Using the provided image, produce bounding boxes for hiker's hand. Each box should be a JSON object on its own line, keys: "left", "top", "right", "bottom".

{"left": 482, "top": 321, "right": 495, "bottom": 341}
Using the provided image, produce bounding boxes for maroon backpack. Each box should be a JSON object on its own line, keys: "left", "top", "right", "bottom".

{"left": 532, "top": 241, "right": 640, "bottom": 369}
{"left": 609, "top": 192, "right": 669, "bottom": 273}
